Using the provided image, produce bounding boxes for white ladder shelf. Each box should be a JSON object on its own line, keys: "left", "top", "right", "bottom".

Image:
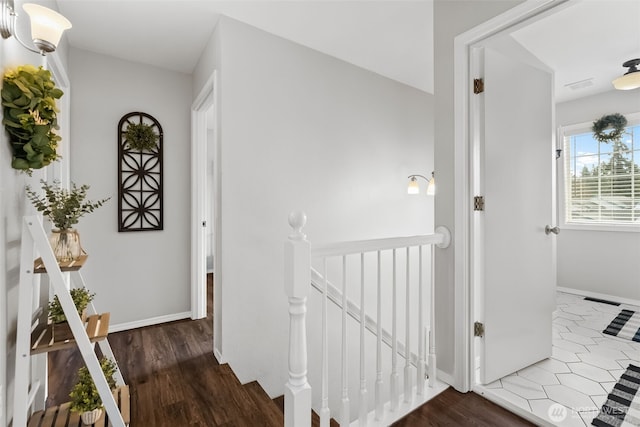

{"left": 13, "top": 216, "right": 128, "bottom": 427}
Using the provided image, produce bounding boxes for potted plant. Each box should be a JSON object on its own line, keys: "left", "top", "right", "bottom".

{"left": 1, "top": 65, "right": 64, "bottom": 174}
{"left": 123, "top": 121, "right": 158, "bottom": 152}
{"left": 25, "top": 180, "right": 110, "bottom": 262}
{"left": 69, "top": 357, "right": 117, "bottom": 425}
{"left": 47, "top": 287, "right": 95, "bottom": 342}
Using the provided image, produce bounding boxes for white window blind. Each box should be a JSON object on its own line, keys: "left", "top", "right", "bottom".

{"left": 563, "top": 115, "right": 640, "bottom": 226}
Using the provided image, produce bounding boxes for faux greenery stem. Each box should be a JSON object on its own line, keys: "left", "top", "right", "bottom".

{"left": 25, "top": 180, "right": 110, "bottom": 230}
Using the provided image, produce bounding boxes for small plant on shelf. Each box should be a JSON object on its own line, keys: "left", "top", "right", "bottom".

{"left": 69, "top": 357, "right": 118, "bottom": 425}
{"left": 123, "top": 121, "right": 158, "bottom": 152}
{"left": 25, "top": 180, "right": 110, "bottom": 262}
{"left": 25, "top": 180, "right": 110, "bottom": 231}
{"left": 47, "top": 287, "right": 95, "bottom": 324}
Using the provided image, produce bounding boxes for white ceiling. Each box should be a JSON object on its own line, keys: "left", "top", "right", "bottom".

{"left": 52, "top": 0, "right": 640, "bottom": 101}
{"left": 510, "top": 0, "right": 640, "bottom": 103}
{"left": 55, "top": 0, "right": 435, "bottom": 93}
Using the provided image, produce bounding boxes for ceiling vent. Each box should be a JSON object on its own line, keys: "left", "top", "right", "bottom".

{"left": 564, "top": 78, "right": 594, "bottom": 91}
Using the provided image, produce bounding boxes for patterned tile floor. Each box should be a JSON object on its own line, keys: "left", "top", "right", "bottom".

{"left": 481, "top": 291, "right": 640, "bottom": 426}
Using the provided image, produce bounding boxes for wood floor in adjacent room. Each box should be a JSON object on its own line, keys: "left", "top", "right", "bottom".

{"left": 46, "top": 274, "right": 533, "bottom": 426}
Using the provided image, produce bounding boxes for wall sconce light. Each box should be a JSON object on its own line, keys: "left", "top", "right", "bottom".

{"left": 407, "top": 172, "right": 435, "bottom": 195}
{"left": 612, "top": 59, "right": 640, "bottom": 91}
{"left": 0, "top": 0, "right": 71, "bottom": 55}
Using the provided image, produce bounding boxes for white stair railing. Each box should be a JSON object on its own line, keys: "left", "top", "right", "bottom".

{"left": 284, "top": 211, "right": 451, "bottom": 426}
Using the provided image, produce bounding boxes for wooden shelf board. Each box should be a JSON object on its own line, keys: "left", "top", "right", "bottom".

{"left": 30, "top": 313, "right": 111, "bottom": 355}
{"left": 28, "top": 386, "right": 130, "bottom": 427}
{"left": 34, "top": 254, "right": 88, "bottom": 273}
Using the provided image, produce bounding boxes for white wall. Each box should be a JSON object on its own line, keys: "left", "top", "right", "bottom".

{"left": 193, "top": 16, "right": 434, "bottom": 398}
{"left": 433, "top": 0, "right": 524, "bottom": 388}
{"left": 556, "top": 90, "right": 640, "bottom": 301}
{"left": 68, "top": 48, "right": 192, "bottom": 327}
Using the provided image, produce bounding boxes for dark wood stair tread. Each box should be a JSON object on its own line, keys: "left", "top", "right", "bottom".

{"left": 242, "top": 381, "right": 284, "bottom": 425}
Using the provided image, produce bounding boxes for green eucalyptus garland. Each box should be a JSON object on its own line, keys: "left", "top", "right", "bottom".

{"left": 124, "top": 122, "right": 158, "bottom": 152}
{"left": 592, "top": 113, "right": 628, "bottom": 143}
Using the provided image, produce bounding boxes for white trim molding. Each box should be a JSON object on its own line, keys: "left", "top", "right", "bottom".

{"left": 109, "top": 312, "right": 192, "bottom": 333}
{"left": 453, "top": 0, "right": 569, "bottom": 393}
{"left": 191, "top": 72, "right": 216, "bottom": 321}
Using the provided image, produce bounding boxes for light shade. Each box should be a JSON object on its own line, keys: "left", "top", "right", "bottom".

{"left": 613, "top": 72, "right": 640, "bottom": 90}
{"left": 612, "top": 59, "right": 640, "bottom": 91}
{"left": 426, "top": 175, "right": 435, "bottom": 196}
{"left": 23, "top": 3, "right": 71, "bottom": 53}
{"left": 407, "top": 177, "right": 420, "bottom": 194}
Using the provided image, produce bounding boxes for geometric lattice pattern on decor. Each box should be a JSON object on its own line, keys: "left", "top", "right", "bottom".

{"left": 117, "top": 111, "right": 163, "bottom": 231}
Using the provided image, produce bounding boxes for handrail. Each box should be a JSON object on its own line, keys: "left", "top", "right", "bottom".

{"left": 311, "top": 233, "right": 446, "bottom": 257}
{"left": 310, "top": 268, "right": 420, "bottom": 366}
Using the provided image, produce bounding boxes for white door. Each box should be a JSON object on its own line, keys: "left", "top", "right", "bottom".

{"left": 476, "top": 47, "right": 556, "bottom": 384}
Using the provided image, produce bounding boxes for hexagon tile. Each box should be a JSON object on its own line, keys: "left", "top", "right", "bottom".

{"left": 477, "top": 291, "right": 640, "bottom": 426}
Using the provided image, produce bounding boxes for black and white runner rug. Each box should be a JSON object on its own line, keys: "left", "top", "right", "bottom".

{"left": 603, "top": 310, "right": 640, "bottom": 343}
{"left": 592, "top": 364, "right": 640, "bottom": 426}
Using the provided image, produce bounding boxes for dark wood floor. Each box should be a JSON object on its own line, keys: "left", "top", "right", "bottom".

{"left": 47, "top": 274, "right": 534, "bottom": 426}
{"left": 392, "top": 388, "right": 535, "bottom": 426}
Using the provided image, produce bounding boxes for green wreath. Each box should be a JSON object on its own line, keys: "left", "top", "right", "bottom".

{"left": 592, "top": 113, "right": 627, "bottom": 143}
{"left": 124, "top": 122, "right": 158, "bottom": 152}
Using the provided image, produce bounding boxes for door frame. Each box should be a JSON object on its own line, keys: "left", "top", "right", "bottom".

{"left": 191, "top": 72, "right": 223, "bottom": 360}
{"left": 46, "top": 52, "right": 71, "bottom": 187}
{"left": 453, "top": 0, "right": 573, "bottom": 393}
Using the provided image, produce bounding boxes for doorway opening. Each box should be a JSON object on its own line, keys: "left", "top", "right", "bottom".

{"left": 191, "top": 72, "right": 223, "bottom": 362}
{"left": 457, "top": 1, "right": 640, "bottom": 425}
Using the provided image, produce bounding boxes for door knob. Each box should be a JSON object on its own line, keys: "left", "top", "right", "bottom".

{"left": 545, "top": 225, "right": 560, "bottom": 235}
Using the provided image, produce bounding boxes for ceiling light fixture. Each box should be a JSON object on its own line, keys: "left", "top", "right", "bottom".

{"left": 407, "top": 172, "right": 435, "bottom": 196}
{"left": 0, "top": 0, "right": 71, "bottom": 55}
{"left": 612, "top": 59, "right": 640, "bottom": 91}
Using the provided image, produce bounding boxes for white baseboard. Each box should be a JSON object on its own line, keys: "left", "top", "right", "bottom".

{"left": 437, "top": 368, "right": 455, "bottom": 387}
{"left": 348, "top": 379, "right": 449, "bottom": 427}
{"left": 557, "top": 286, "right": 640, "bottom": 308}
{"left": 109, "top": 311, "right": 192, "bottom": 333}
{"left": 214, "top": 347, "right": 225, "bottom": 364}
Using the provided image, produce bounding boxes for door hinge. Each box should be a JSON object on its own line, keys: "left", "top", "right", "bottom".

{"left": 473, "top": 78, "right": 484, "bottom": 94}
{"left": 474, "top": 322, "right": 485, "bottom": 337}
{"left": 474, "top": 196, "right": 485, "bottom": 211}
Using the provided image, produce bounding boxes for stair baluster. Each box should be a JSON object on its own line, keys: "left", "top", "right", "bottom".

{"left": 339, "top": 255, "right": 350, "bottom": 426}
{"left": 404, "top": 247, "right": 412, "bottom": 403}
{"left": 358, "top": 252, "right": 367, "bottom": 425}
{"left": 374, "top": 250, "right": 384, "bottom": 420}
{"left": 390, "top": 249, "right": 399, "bottom": 412}
{"left": 284, "top": 212, "right": 312, "bottom": 427}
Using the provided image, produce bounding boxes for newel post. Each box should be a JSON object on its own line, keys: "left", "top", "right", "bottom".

{"left": 284, "top": 211, "right": 312, "bottom": 427}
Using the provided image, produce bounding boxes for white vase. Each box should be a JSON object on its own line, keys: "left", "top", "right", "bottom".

{"left": 49, "top": 229, "right": 83, "bottom": 262}
{"left": 81, "top": 408, "right": 103, "bottom": 425}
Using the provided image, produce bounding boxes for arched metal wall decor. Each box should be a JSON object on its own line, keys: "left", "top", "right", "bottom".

{"left": 118, "top": 112, "right": 163, "bottom": 232}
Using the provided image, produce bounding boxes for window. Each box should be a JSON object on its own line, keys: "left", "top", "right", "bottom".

{"left": 563, "top": 115, "right": 640, "bottom": 227}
